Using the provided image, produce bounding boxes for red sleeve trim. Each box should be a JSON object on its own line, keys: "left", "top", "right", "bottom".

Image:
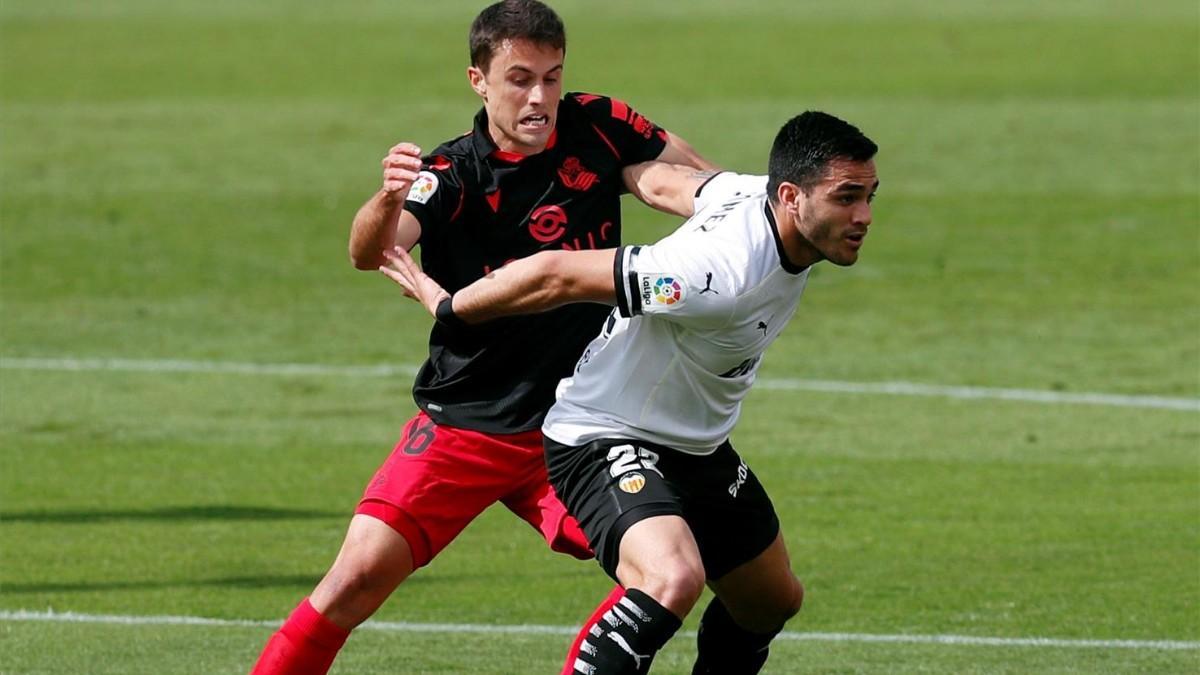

{"left": 610, "top": 98, "right": 631, "bottom": 122}
{"left": 591, "top": 123, "right": 621, "bottom": 160}
{"left": 449, "top": 184, "right": 465, "bottom": 222}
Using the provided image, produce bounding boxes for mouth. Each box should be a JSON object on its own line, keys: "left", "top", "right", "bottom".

{"left": 518, "top": 113, "right": 550, "bottom": 132}
{"left": 845, "top": 231, "right": 867, "bottom": 249}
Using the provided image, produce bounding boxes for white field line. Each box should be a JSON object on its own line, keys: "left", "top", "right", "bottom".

{"left": 2, "top": 356, "right": 1197, "bottom": 412}
{"left": 0, "top": 609, "right": 1196, "bottom": 651}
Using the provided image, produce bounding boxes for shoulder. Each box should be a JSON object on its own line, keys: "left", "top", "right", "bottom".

{"left": 562, "top": 92, "right": 616, "bottom": 117}
{"left": 563, "top": 92, "right": 655, "bottom": 133}
{"left": 425, "top": 134, "right": 475, "bottom": 174}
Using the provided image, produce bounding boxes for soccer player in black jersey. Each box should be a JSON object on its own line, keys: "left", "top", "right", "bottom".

{"left": 249, "top": 2, "right": 715, "bottom": 673}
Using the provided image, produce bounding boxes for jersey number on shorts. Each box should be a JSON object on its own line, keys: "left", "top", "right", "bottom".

{"left": 402, "top": 418, "right": 437, "bottom": 456}
{"left": 607, "top": 444, "right": 663, "bottom": 478}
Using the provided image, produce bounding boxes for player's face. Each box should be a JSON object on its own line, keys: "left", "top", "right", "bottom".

{"left": 796, "top": 158, "right": 878, "bottom": 266}
{"left": 468, "top": 39, "right": 563, "bottom": 155}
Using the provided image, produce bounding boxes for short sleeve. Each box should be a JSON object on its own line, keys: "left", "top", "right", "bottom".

{"left": 569, "top": 92, "right": 668, "bottom": 166}
{"left": 693, "top": 173, "right": 769, "bottom": 213}
{"left": 612, "top": 242, "right": 736, "bottom": 330}
{"left": 403, "top": 154, "right": 464, "bottom": 236}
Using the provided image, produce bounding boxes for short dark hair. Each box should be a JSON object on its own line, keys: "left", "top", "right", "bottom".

{"left": 470, "top": 0, "right": 566, "bottom": 72}
{"left": 766, "top": 111, "right": 878, "bottom": 203}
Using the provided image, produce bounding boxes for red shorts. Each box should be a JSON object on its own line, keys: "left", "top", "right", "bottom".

{"left": 356, "top": 411, "right": 593, "bottom": 569}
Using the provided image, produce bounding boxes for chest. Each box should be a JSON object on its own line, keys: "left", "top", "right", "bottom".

{"left": 692, "top": 272, "right": 808, "bottom": 369}
{"left": 472, "top": 156, "right": 623, "bottom": 259}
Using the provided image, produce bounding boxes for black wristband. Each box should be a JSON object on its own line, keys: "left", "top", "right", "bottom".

{"left": 435, "top": 295, "right": 469, "bottom": 329}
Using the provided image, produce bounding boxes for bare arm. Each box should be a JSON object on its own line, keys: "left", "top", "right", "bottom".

{"left": 657, "top": 130, "right": 718, "bottom": 172}
{"left": 622, "top": 129, "right": 720, "bottom": 217}
{"left": 622, "top": 162, "right": 721, "bottom": 218}
{"left": 348, "top": 143, "right": 424, "bottom": 270}
{"left": 380, "top": 246, "right": 618, "bottom": 325}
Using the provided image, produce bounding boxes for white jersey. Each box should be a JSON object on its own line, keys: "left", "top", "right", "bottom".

{"left": 543, "top": 173, "right": 811, "bottom": 455}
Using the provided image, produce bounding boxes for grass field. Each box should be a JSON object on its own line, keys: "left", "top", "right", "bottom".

{"left": 2, "top": 1, "right": 1198, "bottom": 673}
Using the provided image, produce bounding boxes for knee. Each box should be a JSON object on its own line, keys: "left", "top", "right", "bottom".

{"left": 312, "top": 547, "right": 411, "bottom": 628}
{"left": 326, "top": 557, "right": 402, "bottom": 600}
{"left": 730, "top": 575, "right": 803, "bottom": 633}
{"left": 784, "top": 577, "right": 804, "bottom": 620}
{"left": 635, "top": 558, "right": 707, "bottom": 616}
{"left": 767, "top": 575, "right": 804, "bottom": 627}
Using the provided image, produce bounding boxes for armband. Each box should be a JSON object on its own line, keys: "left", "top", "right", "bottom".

{"left": 435, "top": 295, "right": 469, "bottom": 329}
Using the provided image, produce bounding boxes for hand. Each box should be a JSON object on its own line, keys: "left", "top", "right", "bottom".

{"left": 381, "top": 142, "right": 423, "bottom": 202}
{"left": 379, "top": 245, "right": 449, "bottom": 317}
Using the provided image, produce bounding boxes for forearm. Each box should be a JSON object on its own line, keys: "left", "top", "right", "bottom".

{"left": 624, "top": 162, "right": 717, "bottom": 218}
{"left": 349, "top": 190, "right": 404, "bottom": 270}
{"left": 452, "top": 250, "right": 617, "bottom": 324}
{"left": 661, "top": 131, "right": 719, "bottom": 172}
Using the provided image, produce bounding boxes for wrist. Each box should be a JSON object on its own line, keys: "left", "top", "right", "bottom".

{"left": 435, "top": 294, "right": 469, "bottom": 329}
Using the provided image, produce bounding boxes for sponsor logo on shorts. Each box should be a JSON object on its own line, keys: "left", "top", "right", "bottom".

{"left": 728, "top": 459, "right": 749, "bottom": 498}
{"left": 619, "top": 472, "right": 646, "bottom": 494}
{"left": 406, "top": 171, "right": 438, "bottom": 205}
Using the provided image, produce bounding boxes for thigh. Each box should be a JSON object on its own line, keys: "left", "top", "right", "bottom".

{"left": 545, "top": 437, "right": 685, "bottom": 579}
{"left": 678, "top": 441, "right": 781, "bottom": 581}
{"left": 498, "top": 430, "right": 594, "bottom": 560}
{"left": 359, "top": 413, "right": 534, "bottom": 568}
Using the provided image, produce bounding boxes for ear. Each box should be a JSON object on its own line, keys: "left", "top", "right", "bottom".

{"left": 467, "top": 66, "right": 488, "bottom": 100}
{"left": 776, "top": 182, "right": 804, "bottom": 215}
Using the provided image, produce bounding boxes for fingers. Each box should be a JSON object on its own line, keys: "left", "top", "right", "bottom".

{"left": 388, "top": 142, "right": 422, "bottom": 157}
{"left": 380, "top": 246, "right": 421, "bottom": 287}
{"left": 379, "top": 256, "right": 419, "bottom": 300}
{"left": 378, "top": 265, "right": 418, "bottom": 299}
{"left": 382, "top": 143, "right": 423, "bottom": 169}
{"left": 381, "top": 143, "right": 424, "bottom": 195}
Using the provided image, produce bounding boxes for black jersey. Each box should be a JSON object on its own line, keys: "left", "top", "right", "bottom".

{"left": 402, "top": 92, "right": 668, "bottom": 433}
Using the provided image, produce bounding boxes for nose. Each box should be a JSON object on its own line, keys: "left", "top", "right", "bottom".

{"left": 528, "top": 83, "right": 545, "bottom": 106}
{"left": 855, "top": 202, "right": 872, "bottom": 227}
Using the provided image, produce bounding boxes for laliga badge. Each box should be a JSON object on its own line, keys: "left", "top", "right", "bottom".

{"left": 406, "top": 171, "right": 439, "bottom": 205}
{"left": 618, "top": 472, "right": 646, "bottom": 494}
{"left": 639, "top": 274, "right": 686, "bottom": 308}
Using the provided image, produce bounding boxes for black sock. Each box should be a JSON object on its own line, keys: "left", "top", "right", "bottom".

{"left": 571, "top": 588, "right": 682, "bottom": 674}
{"left": 691, "top": 597, "right": 780, "bottom": 675}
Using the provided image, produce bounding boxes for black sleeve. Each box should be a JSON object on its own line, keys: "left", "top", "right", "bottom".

{"left": 613, "top": 245, "right": 643, "bottom": 318}
{"left": 403, "top": 154, "right": 464, "bottom": 245}
{"left": 568, "top": 92, "right": 669, "bottom": 166}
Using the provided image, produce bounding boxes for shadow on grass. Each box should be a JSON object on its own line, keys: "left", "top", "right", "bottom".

{"left": 1, "top": 575, "right": 324, "bottom": 594}
{"left": 1, "top": 568, "right": 596, "bottom": 594}
{"left": 0, "top": 505, "right": 342, "bottom": 524}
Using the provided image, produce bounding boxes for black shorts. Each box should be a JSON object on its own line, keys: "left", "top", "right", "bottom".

{"left": 544, "top": 436, "right": 780, "bottom": 582}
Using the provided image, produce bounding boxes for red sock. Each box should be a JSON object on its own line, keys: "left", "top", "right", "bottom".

{"left": 249, "top": 598, "right": 351, "bottom": 675}
{"left": 560, "top": 585, "right": 625, "bottom": 675}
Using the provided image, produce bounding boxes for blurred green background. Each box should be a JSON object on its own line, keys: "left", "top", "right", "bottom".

{"left": 2, "top": 1, "right": 1197, "bottom": 673}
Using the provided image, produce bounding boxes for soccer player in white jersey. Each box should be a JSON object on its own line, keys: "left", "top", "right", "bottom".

{"left": 382, "top": 111, "right": 879, "bottom": 674}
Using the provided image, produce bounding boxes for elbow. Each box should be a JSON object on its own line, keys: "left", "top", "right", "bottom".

{"left": 531, "top": 251, "right": 576, "bottom": 304}
{"left": 349, "top": 247, "right": 384, "bottom": 271}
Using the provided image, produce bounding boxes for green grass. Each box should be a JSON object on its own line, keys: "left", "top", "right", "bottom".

{"left": 2, "top": 1, "right": 1198, "bottom": 673}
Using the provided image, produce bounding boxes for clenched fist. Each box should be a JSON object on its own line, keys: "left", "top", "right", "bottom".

{"left": 381, "top": 142, "right": 423, "bottom": 201}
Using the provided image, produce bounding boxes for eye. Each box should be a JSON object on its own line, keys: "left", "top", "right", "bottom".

{"left": 837, "top": 194, "right": 856, "bottom": 205}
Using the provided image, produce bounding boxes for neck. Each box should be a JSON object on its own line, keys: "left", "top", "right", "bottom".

{"left": 770, "top": 201, "right": 822, "bottom": 269}
{"left": 487, "top": 120, "right": 546, "bottom": 156}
